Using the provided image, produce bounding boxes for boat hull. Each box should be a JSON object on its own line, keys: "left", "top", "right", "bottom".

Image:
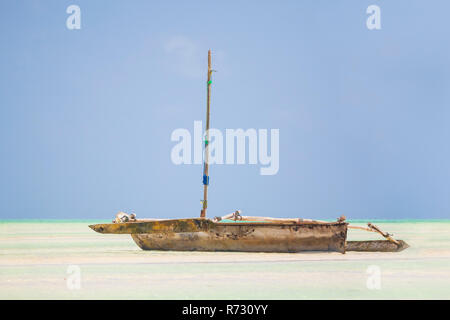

{"left": 89, "top": 218, "right": 408, "bottom": 253}
{"left": 130, "top": 222, "right": 348, "bottom": 253}
{"left": 346, "top": 240, "right": 409, "bottom": 252}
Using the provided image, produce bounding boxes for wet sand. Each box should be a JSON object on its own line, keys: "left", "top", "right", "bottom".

{"left": 1, "top": 220, "right": 449, "bottom": 299}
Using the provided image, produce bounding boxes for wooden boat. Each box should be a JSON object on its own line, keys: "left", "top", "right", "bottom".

{"left": 89, "top": 212, "right": 408, "bottom": 253}
{"left": 90, "top": 216, "right": 348, "bottom": 253}
{"left": 89, "top": 50, "right": 409, "bottom": 254}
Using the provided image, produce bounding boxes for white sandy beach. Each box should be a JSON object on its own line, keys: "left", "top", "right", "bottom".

{"left": 0, "top": 221, "right": 449, "bottom": 299}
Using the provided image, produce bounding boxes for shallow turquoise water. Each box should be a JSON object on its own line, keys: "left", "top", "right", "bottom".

{"left": 0, "top": 220, "right": 449, "bottom": 299}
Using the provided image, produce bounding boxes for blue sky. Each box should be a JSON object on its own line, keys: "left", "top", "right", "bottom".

{"left": 0, "top": 1, "right": 449, "bottom": 219}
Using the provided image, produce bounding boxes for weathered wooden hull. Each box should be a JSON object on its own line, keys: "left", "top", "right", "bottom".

{"left": 346, "top": 240, "right": 409, "bottom": 252}
{"left": 90, "top": 219, "right": 348, "bottom": 253}
{"left": 131, "top": 223, "right": 348, "bottom": 253}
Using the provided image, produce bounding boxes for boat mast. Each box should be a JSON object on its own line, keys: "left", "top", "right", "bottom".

{"left": 201, "top": 50, "right": 212, "bottom": 218}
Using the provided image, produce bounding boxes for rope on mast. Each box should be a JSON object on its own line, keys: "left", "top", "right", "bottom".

{"left": 200, "top": 50, "right": 212, "bottom": 218}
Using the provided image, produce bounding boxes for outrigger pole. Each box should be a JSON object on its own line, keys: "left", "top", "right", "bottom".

{"left": 201, "top": 50, "right": 213, "bottom": 218}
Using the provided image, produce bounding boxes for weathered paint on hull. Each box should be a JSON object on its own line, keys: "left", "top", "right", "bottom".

{"left": 346, "top": 240, "right": 409, "bottom": 252}
{"left": 130, "top": 222, "right": 348, "bottom": 253}
{"left": 89, "top": 218, "right": 214, "bottom": 235}
{"left": 89, "top": 218, "right": 408, "bottom": 253}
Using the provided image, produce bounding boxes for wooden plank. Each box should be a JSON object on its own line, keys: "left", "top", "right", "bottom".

{"left": 89, "top": 218, "right": 215, "bottom": 234}
{"left": 368, "top": 223, "right": 400, "bottom": 245}
{"left": 347, "top": 240, "right": 408, "bottom": 252}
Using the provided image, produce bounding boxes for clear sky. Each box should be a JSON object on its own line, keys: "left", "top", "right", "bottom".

{"left": 0, "top": 1, "right": 449, "bottom": 219}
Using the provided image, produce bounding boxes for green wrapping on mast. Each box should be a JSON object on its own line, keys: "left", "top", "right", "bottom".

{"left": 200, "top": 50, "right": 213, "bottom": 218}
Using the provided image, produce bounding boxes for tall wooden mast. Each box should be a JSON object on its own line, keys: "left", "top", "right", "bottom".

{"left": 201, "top": 50, "right": 212, "bottom": 218}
